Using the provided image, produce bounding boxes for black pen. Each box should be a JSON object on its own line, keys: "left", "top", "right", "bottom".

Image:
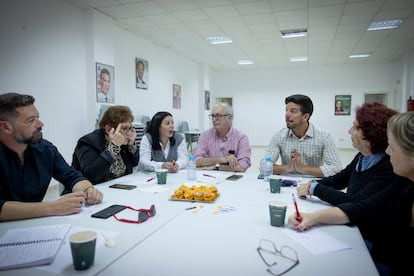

{"left": 185, "top": 206, "right": 197, "bottom": 210}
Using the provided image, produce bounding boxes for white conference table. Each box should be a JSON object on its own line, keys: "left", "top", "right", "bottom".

{"left": 0, "top": 170, "right": 379, "bottom": 276}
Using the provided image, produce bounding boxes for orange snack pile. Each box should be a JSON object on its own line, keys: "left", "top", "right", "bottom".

{"left": 172, "top": 184, "right": 219, "bottom": 202}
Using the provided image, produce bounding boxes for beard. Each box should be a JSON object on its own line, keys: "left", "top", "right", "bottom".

{"left": 286, "top": 121, "right": 294, "bottom": 129}
{"left": 15, "top": 129, "right": 43, "bottom": 144}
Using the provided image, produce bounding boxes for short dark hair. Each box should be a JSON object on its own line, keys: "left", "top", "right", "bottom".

{"left": 137, "top": 60, "right": 145, "bottom": 69}
{"left": 0, "top": 93, "right": 35, "bottom": 122}
{"left": 285, "top": 94, "right": 313, "bottom": 117}
{"left": 146, "top": 111, "right": 175, "bottom": 150}
{"left": 100, "top": 68, "right": 110, "bottom": 78}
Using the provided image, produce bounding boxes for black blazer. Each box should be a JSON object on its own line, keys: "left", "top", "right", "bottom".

{"left": 72, "top": 129, "right": 139, "bottom": 185}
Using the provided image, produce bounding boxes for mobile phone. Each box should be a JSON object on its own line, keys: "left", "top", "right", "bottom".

{"left": 226, "top": 174, "right": 243, "bottom": 181}
{"left": 91, "top": 204, "right": 126, "bottom": 219}
{"left": 109, "top": 184, "right": 137, "bottom": 190}
{"left": 257, "top": 173, "right": 264, "bottom": 179}
{"left": 281, "top": 180, "right": 297, "bottom": 187}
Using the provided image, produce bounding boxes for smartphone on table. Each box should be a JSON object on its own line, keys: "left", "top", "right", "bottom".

{"left": 109, "top": 184, "right": 137, "bottom": 190}
{"left": 226, "top": 174, "right": 243, "bottom": 181}
{"left": 91, "top": 204, "right": 126, "bottom": 219}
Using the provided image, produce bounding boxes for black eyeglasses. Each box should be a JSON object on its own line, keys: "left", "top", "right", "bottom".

{"left": 112, "top": 204, "right": 156, "bottom": 224}
{"left": 121, "top": 126, "right": 135, "bottom": 132}
{"left": 208, "top": 114, "right": 230, "bottom": 120}
{"left": 257, "top": 239, "right": 299, "bottom": 276}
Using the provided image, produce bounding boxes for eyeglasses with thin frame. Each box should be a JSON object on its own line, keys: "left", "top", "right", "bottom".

{"left": 257, "top": 239, "right": 299, "bottom": 276}
{"left": 121, "top": 126, "right": 135, "bottom": 133}
{"left": 112, "top": 204, "right": 156, "bottom": 224}
{"left": 208, "top": 114, "right": 230, "bottom": 120}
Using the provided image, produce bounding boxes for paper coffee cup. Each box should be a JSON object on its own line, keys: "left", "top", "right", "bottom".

{"left": 69, "top": 231, "right": 97, "bottom": 270}
{"left": 269, "top": 176, "right": 282, "bottom": 193}
{"left": 269, "top": 201, "right": 287, "bottom": 227}
{"left": 155, "top": 169, "right": 168, "bottom": 184}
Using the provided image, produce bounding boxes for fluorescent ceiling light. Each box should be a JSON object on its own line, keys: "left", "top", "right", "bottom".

{"left": 289, "top": 57, "right": 308, "bottom": 62}
{"left": 207, "top": 36, "right": 232, "bottom": 44}
{"left": 237, "top": 60, "right": 254, "bottom": 65}
{"left": 367, "top": 19, "right": 403, "bottom": 31}
{"left": 349, "top": 54, "right": 370, "bottom": 58}
{"left": 281, "top": 28, "right": 307, "bottom": 38}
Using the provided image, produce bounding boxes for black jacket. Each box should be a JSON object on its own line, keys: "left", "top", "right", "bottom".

{"left": 72, "top": 129, "right": 139, "bottom": 185}
{"left": 314, "top": 153, "right": 394, "bottom": 205}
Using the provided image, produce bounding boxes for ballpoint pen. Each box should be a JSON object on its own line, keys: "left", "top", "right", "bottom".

{"left": 146, "top": 177, "right": 155, "bottom": 182}
{"left": 292, "top": 193, "right": 303, "bottom": 223}
{"left": 202, "top": 173, "right": 216, "bottom": 178}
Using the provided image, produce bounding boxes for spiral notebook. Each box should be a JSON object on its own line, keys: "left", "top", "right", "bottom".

{"left": 0, "top": 224, "right": 70, "bottom": 270}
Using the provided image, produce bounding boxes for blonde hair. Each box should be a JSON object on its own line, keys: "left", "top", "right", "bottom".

{"left": 387, "top": 112, "right": 414, "bottom": 157}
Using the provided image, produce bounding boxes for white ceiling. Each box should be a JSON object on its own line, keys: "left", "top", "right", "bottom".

{"left": 66, "top": 0, "right": 414, "bottom": 70}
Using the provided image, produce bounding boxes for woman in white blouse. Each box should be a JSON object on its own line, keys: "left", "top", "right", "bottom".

{"left": 138, "top": 111, "right": 188, "bottom": 172}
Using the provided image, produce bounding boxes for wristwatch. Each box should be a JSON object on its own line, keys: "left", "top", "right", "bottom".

{"left": 215, "top": 163, "right": 220, "bottom": 171}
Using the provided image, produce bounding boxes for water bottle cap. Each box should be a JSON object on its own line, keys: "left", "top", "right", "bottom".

{"left": 265, "top": 156, "right": 271, "bottom": 161}
{"left": 189, "top": 155, "right": 195, "bottom": 161}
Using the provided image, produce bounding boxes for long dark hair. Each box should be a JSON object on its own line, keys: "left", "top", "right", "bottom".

{"left": 146, "top": 111, "right": 176, "bottom": 150}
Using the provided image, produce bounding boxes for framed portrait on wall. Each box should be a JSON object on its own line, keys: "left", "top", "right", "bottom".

{"left": 173, "top": 84, "right": 181, "bottom": 109}
{"left": 96, "top": 62, "right": 115, "bottom": 103}
{"left": 335, "top": 95, "right": 351, "bottom": 116}
{"left": 136, "top": 58, "right": 148, "bottom": 89}
{"left": 205, "top": 90, "right": 210, "bottom": 110}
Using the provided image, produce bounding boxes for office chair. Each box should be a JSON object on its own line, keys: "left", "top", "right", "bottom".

{"left": 179, "top": 121, "right": 199, "bottom": 154}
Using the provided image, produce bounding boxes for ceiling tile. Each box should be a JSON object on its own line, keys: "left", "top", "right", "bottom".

{"left": 65, "top": 0, "right": 414, "bottom": 70}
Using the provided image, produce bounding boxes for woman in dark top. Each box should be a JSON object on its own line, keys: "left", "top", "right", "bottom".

{"left": 138, "top": 111, "right": 187, "bottom": 172}
{"left": 289, "top": 111, "right": 414, "bottom": 275}
{"left": 297, "top": 102, "right": 398, "bottom": 205}
{"left": 72, "top": 106, "right": 139, "bottom": 185}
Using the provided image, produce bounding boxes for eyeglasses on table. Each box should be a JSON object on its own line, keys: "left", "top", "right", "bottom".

{"left": 112, "top": 204, "right": 156, "bottom": 224}
{"left": 257, "top": 239, "right": 299, "bottom": 276}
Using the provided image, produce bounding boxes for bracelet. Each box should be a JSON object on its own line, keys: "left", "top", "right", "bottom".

{"left": 83, "top": 186, "right": 94, "bottom": 193}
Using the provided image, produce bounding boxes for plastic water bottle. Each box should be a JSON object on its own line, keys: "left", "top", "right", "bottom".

{"left": 187, "top": 155, "right": 196, "bottom": 181}
{"left": 262, "top": 156, "right": 273, "bottom": 182}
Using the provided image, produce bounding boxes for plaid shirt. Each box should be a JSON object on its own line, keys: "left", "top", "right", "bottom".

{"left": 263, "top": 123, "right": 342, "bottom": 177}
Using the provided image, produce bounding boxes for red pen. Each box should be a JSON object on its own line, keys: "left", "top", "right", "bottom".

{"left": 147, "top": 177, "right": 155, "bottom": 182}
{"left": 203, "top": 173, "right": 216, "bottom": 178}
{"left": 292, "top": 193, "right": 303, "bottom": 223}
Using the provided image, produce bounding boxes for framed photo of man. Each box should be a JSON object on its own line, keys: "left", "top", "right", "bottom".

{"left": 136, "top": 58, "right": 148, "bottom": 89}
{"left": 334, "top": 95, "right": 351, "bottom": 116}
{"left": 173, "top": 84, "right": 181, "bottom": 109}
{"left": 96, "top": 62, "right": 115, "bottom": 103}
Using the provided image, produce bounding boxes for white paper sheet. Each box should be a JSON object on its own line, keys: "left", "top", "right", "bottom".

{"left": 282, "top": 227, "right": 352, "bottom": 255}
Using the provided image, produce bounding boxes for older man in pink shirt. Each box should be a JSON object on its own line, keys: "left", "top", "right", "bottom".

{"left": 194, "top": 103, "right": 251, "bottom": 172}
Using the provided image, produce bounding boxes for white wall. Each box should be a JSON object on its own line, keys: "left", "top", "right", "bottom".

{"left": 95, "top": 11, "right": 202, "bottom": 131}
{"left": 0, "top": 0, "right": 203, "bottom": 163}
{"left": 0, "top": 0, "right": 89, "bottom": 161}
{"left": 210, "top": 63, "right": 401, "bottom": 148}
{"left": 2, "top": 0, "right": 414, "bottom": 169}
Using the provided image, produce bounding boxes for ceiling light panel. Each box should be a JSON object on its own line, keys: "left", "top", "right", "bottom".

{"left": 367, "top": 19, "right": 403, "bottom": 30}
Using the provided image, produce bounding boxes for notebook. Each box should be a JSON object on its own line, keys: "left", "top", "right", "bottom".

{"left": 0, "top": 224, "right": 70, "bottom": 270}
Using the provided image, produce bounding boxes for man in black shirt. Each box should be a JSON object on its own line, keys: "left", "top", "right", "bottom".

{"left": 0, "top": 93, "right": 103, "bottom": 221}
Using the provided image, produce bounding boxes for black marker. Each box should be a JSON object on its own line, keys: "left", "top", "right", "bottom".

{"left": 185, "top": 207, "right": 197, "bottom": 210}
